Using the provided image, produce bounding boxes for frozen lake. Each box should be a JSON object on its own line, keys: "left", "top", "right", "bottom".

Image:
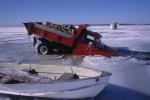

{"left": 0, "top": 25, "right": 150, "bottom": 100}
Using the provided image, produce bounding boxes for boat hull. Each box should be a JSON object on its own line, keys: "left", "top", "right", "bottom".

{"left": 0, "top": 63, "right": 111, "bottom": 99}
{"left": 0, "top": 75, "right": 110, "bottom": 99}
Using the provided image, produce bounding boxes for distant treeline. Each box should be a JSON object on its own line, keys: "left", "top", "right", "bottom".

{"left": 1, "top": 23, "right": 150, "bottom": 27}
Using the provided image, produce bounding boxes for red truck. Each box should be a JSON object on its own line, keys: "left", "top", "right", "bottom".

{"left": 24, "top": 22, "right": 117, "bottom": 57}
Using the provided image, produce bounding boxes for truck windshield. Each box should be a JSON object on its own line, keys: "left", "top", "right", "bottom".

{"left": 81, "top": 30, "right": 105, "bottom": 48}
{"left": 97, "top": 38, "right": 105, "bottom": 48}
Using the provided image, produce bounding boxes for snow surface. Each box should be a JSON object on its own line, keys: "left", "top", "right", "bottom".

{"left": 88, "top": 25, "right": 150, "bottom": 52}
{"left": 0, "top": 25, "right": 150, "bottom": 99}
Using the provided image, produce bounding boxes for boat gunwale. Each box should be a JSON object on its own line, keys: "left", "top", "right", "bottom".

{"left": 0, "top": 70, "right": 111, "bottom": 86}
{"left": 0, "top": 62, "right": 112, "bottom": 84}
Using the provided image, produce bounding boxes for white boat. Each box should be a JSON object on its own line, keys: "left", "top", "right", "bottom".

{"left": 0, "top": 63, "right": 112, "bottom": 99}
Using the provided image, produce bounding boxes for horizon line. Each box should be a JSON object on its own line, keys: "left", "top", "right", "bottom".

{"left": 0, "top": 23, "right": 150, "bottom": 27}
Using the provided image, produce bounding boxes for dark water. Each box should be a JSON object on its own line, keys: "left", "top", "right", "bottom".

{"left": 1, "top": 84, "right": 149, "bottom": 100}
{"left": 111, "top": 46, "right": 150, "bottom": 60}
{"left": 95, "top": 84, "right": 150, "bottom": 100}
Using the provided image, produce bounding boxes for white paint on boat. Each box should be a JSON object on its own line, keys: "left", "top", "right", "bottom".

{"left": 0, "top": 63, "right": 111, "bottom": 99}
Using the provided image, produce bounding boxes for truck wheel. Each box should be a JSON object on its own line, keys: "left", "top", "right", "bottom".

{"left": 37, "top": 44, "right": 49, "bottom": 55}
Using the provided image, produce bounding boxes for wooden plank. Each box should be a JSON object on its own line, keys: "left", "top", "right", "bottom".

{"left": 0, "top": 76, "right": 12, "bottom": 83}
{"left": 0, "top": 68, "right": 53, "bottom": 83}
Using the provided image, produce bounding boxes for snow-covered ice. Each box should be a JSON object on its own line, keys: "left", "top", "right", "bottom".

{"left": 88, "top": 25, "right": 150, "bottom": 52}
{"left": 0, "top": 25, "right": 150, "bottom": 99}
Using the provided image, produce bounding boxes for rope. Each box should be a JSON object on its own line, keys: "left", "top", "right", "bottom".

{"left": 28, "top": 35, "right": 32, "bottom": 47}
{"left": 84, "top": 43, "right": 92, "bottom": 56}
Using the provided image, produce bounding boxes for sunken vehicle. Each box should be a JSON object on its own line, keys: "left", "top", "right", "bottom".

{"left": 24, "top": 22, "right": 117, "bottom": 57}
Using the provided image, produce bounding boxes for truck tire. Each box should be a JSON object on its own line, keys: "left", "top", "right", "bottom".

{"left": 37, "top": 44, "right": 50, "bottom": 55}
